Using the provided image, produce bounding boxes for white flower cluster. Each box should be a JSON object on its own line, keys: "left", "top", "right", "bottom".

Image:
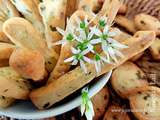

{"left": 54, "top": 16, "right": 128, "bottom": 73}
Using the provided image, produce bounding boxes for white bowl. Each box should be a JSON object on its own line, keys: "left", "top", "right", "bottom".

{"left": 0, "top": 71, "right": 112, "bottom": 119}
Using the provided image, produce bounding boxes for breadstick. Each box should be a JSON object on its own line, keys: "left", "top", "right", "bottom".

{"left": 9, "top": 48, "right": 45, "bottom": 81}
{"left": 0, "top": 67, "right": 31, "bottom": 100}
{"left": 115, "top": 15, "right": 137, "bottom": 34}
{"left": 3, "top": 17, "right": 59, "bottom": 72}
{"left": 111, "top": 61, "right": 148, "bottom": 98}
{"left": 39, "top": 0, "right": 67, "bottom": 50}
{"left": 149, "top": 37, "right": 160, "bottom": 60}
{"left": 11, "top": 0, "right": 44, "bottom": 36}
{"left": 78, "top": 0, "right": 102, "bottom": 13}
{"left": 129, "top": 86, "right": 160, "bottom": 120}
{"left": 134, "top": 13, "right": 160, "bottom": 36}
{"left": 0, "top": 0, "right": 19, "bottom": 43}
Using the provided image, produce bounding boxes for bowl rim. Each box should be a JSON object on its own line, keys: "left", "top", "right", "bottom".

{"left": 0, "top": 71, "right": 112, "bottom": 119}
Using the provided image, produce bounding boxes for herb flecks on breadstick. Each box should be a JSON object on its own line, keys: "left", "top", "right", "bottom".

{"left": 54, "top": 16, "right": 128, "bottom": 73}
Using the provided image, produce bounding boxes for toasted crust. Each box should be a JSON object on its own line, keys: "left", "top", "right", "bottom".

{"left": 129, "top": 86, "right": 160, "bottom": 120}
{"left": 39, "top": 0, "right": 67, "bottom": 49}
{"left": 92, "top": 87, "right": 109, "bottom": 120}
{"left": 134, "top": 13, "right": 160, "bottom": 36}
{"left": 103, "top": 105, "right": 130, "bottom": 120}
{"left": 9, "top": 48, "right": 45, "bottom": 81}
{"left": 115, "top": 15, "right": 137, "bottom": 34}
{"left": 0, "top": 59, "right": 9, "bottom": 67}
{"left": 149, "top": 38, "right": 160, "bottom": 60}
{"left": 130, "top": 52, "right": 144, "bottom": 61}
{"left": 11, "top": 0, "right": 44, "bottom": 35}
{"left": 0, "top": 96, "right": 15, "bottom": 108}
{"left": 3, "top": 17, "right": 58, "bottom": 72}
{"left": 111, "top": 61, "right": 148, "bottom": 98}
{"left": 30, "top": 31, "right": 155, "bottom": 109}
{"left": 0, "top": 43, "right": 15, "bottom": 60}
{"left": 0, "top": 67, "right": 31, "bottom": 99}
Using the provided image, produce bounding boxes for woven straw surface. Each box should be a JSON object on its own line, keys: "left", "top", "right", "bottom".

{"left": 124, "top": 0, "right": 160, "bottom": 20}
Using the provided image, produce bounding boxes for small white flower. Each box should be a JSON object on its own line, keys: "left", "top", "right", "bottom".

{"left": 81, "top": 87, "right": 94, "bottom": 120}
{"left": 90, "top": 25, "right": 117, "bottom": 40}
{"left": 74, "top": 16, "right": 96, "bottom": 53}
{"left": 94, "top": 54, "right": 110, "bottom": 73}
{"left": 108, "top": 38, "right": 128, "bottom": 49}
{"left": 53, "top": 19, "right": 75, "bottom": 45}
{"left": 75, "top": 16, "right": 89, "bottom": 29}
{"left": 64, "top": 47, "right": 93, "bottom": 73}
{"left": 74, "top": 31, "right": 95, "bottom": 53}
{"left": 90, "top": 24, "right": 128, "bottom": 63}
{"left": 102, "top": 38, "right": 128, "bottom": 62}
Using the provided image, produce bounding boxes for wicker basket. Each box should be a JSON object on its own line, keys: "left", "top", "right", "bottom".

{"left": 124, "top": 0, "right": 160, "bottom": 20}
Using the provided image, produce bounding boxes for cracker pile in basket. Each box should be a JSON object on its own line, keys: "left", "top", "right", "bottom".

{"left": 0, "top": 0, "right": 159, "bottom": 120}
